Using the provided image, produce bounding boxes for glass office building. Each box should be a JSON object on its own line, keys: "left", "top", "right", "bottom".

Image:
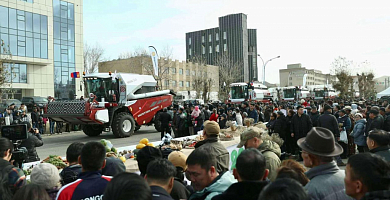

{"left": 0, "top": 0, "right": 83, "bottom": 100}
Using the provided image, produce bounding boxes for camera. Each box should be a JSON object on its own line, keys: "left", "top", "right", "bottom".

{"left": 1, "top": 124, "right": 29, "bottom": 168}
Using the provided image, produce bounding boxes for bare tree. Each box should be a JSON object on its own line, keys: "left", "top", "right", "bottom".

{"left": 331, "top": 56, "right": 354, "bottom": 99}
{"left": 215, "top": 53, "right": 243, "bottom": 101}
{"left": 190, "top": 56, "right": 208, "bottom": 100}
{"left": 0, "top": 40, "right": 16, "bottom": 100}
{"left": 84, "top": 42, "right": 105, "bottom": 74}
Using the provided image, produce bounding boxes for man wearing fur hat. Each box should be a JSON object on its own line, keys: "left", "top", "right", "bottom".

{"left": 237, "top": 127, "right": 281, "bottom": 181}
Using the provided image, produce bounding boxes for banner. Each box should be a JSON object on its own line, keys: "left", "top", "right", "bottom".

{"left": 149, "top": 46, "right": 159, "bottom": 76}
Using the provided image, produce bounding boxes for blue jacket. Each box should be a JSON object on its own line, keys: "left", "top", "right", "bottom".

{"left": 189, "top": 172, "right": 236, "bottom": 200}
{"left": 351, "top": 119, "right": 366, "bottom": 146}
{"left": 338, "top": 115, "right": 351, "bottom": 133}
{"left": 248, "top": 109, "right": 258, "bottom": 123}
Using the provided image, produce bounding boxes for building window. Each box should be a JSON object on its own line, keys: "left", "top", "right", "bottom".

{"left": 189, "top": 48, "right": 191, "bottom": 56}
{"left": 171, "top": 67, "right": 176, "bottom": 74}
{"left": 202, "top": 46, "right": 205, "bottom": 54}
{"left": 186, "top": 81, "right": 190, "bottom": 87}
{"left": 289, "top": 82, "right": 292, "bottom": 86}
{"left": 191, "top": 71, "right": 195, "bottom": 76}
{"left": 172, "top": 81, "right": 176, "bottom": 87}
{"left": 189, "top": 37, "right": 191, "bottom": 45}
{"left": 19, "top": 0, "right": 34, "bottom": 2}
{"left": 216, "top": 45, "right": 219, "bottom": 53}
{"left": 179, "top": 81, "right": 183, "bottom": 87}
{"left": 3, "top": 63, "right": 27, "bottom": 83}
{"left": 209, "top": 46, "right": 212, "bottom": 54}
{"left": 223, "top": 32, "right": 227, "bottom": 39}
{"left": 202, "top": 35, "right": 205, "bottom": 43}
{"left": 224, "top": 44, "right": 227, "bottom": 51}
{"left": 186, "top": 69, "right": 190, "bottom": 76}
{"left": 209, "top": 34, "right": 212, "bottom": 42}
{"left": 164, "top": 80, "right": 169, "bottom": 86}
{"left": 179, "top": 68, "right": 183, "bottom": 75}
{"left": 289, "top": 77, "right": 292, "bottom": 80}
{"left": 216, "top": 33, "right": 219, "bottom": 41}
{"left": 53, "top": 0, "right": 75, "bottom": 99}
{"left": 0, "top": 6, "right": 47, "bottom": 58}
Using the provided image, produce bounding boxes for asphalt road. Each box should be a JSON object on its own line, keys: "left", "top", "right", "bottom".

{"left": 36, "top": 126, "right": 161, "bottom": 159}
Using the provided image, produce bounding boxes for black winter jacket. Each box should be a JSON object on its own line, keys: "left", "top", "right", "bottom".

{"left": 318, "top": 111, "right": 340, "bottom": 138}
{"left": 365, "top": 115, "right": 384, "bottom": 136}
{"left": 309, "top": 111, "right": 320, "bottom": 127}
{"left": 20, "top": 132, "right": 43, "bottom": 162}
{"left": 384, "top": 112, "right": 390, "bottom": 132}
{"left": 159, "top": 112, "right": 172, "bottom": 128}
{"left": 290, "top": 113, "right": 313, "bottom": 139}
{"left": 273, "top": 115, "right": 288, "bottom": 137}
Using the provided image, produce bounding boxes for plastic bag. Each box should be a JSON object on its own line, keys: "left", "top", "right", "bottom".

{"left": 340, "top": 130, "right": 348, "bottom": 144}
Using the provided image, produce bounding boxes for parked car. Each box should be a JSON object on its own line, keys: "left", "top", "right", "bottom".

{"left": 21, "top": 96, "right": 48, "bottom": 111}
{"left": 0, "top": 99, "right": 22, "bottom": 112}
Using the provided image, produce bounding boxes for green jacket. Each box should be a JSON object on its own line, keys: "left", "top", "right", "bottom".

{"left": 257, "top": 140, "right": 281, "bottom": 181}
{"left": 189, "top": 172, "right": 236, "bottom": 200}
{"left": 195, "top": 137, "right": 230, "bottom": 173}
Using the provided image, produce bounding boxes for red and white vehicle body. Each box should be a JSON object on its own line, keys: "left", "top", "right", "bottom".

{"left": 227, "top": 82, "right": 272, "bottom": 104}
{"left": 45, "top": 73, "right": 174, "bottom": 138}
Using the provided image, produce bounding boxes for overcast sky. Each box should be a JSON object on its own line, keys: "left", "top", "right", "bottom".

{"left": 84, "top": 0, "right": 390, "bottom": 84}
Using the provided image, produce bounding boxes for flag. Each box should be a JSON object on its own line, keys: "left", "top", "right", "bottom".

{"left": 70, "top": 72, "right": 80, "bottom": 78}
{"left": 149, "top": 46, "right": 159, "bottom": 76}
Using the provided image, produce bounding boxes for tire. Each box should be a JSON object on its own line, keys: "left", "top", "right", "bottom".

{"left": 112, "top": 112, "right": 135, "bottom": 138}
{"left": 154, "top": 112, "right": 162, "bottom": 132}
{"left": 83, "top": 125, "right": 103, "bottom": 137}
{"left": 135, "top": 125, "right": 141, "bottom": 132}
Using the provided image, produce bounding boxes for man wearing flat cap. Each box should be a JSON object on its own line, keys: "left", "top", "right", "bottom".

{"left": 298, "top": 127, "right": 352, "bottom": 200}
{"left": 194, "top": 120, "right": 229, "bottom": 173}
{"left": 365, "top": 108, "right": 384, "bottom": 137}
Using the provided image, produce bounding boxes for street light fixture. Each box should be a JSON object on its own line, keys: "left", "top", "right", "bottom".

{"left": 257, "top": 54, "right": 280, "bottom": 85}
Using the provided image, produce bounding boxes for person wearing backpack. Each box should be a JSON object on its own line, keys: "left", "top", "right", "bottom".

{"left": 0, "top": 137, "right": 26, "bottom": 200}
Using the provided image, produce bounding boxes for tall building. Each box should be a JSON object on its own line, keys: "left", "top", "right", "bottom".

{"left": 0, "top": 0, "right": 83, "bottom": 100}
{"left": 279, "top": 64, "right": 336, "bottom": 87}
{"left": 186, "top": 13, "right": 257, "bottom": 82}
{"left": 99, "top": 57, "right": 220, "bottom": 101}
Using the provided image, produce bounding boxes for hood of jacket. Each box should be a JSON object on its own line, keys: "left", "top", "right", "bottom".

{"left": 257, "top": 140, "right": 281, "bottom": 157}
{"left": 351, "top": 104, "right": 358, "bottom": 110}
{"left": 189, "top": 172, "right": 236, "bottom": 200}
{"left": 356, "top": 119, "right": 366, "bottom": 124}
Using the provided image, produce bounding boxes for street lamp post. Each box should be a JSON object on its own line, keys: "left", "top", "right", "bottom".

{"left": 257, "top": 54, "right": 280, "bottom": 85}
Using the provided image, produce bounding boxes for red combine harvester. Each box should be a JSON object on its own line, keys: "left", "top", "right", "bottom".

{"left": 45, "top": 72, "right": 174, "bottom": 138}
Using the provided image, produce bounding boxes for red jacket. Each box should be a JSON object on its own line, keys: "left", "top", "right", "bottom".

{"left": 209, "top": 113, "right": 218, "bottom": 122}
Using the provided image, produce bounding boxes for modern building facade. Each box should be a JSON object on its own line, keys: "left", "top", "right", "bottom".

{"left": 99, "top": 57, "right": 220, "bottom": 101}
{"left": 0, "top": 0, "right": 83, "bottom": 100}
{"left": 279, "top": 63, "right": 337, "bottom": 87}
{"left": 186, "top": 13, "right": 257, "bottom": 82}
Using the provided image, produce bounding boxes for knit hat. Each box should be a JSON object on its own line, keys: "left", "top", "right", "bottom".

{"left": 203, "top": 120, "right": 220, "bottom": 136}
{"left": 168, "top": 151, "right": 187, "bottom": 171}
{"left": 30, "top": 163, "right": 61, "bottom": 189}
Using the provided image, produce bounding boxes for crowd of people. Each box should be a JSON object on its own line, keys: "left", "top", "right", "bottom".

{"left": 0, "top": 98, "right": 390, "bottom": 200}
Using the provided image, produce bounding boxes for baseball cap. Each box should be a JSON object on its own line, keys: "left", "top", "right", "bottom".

{"left": 168, "top": 151, "right": 187, "bottom": 171}
{"left": 237, "top": 127, "right": 262, "bottom": 148}
{"left": 324, "top": 104, "right": 332, "bottom": 111}
{"left": 203, "top": 120, "right": 220, "bottom": 136}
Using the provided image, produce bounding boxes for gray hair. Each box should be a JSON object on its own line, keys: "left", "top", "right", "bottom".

{"left": 30, "top": 163, "right": 61, "bottom": 189}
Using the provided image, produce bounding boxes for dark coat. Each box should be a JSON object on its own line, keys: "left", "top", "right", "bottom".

{"left": 170, "top": 179, "right": 191, "bottom": 200}
{"left": 384, "top": 112, "right": 390, "bottom": 132}
{"left": 159, "top": 112, "right": 172, "bottom": 128}
{"left": 290, "top": 113, "right": 313, "bottom": 139}
{"left": 195, "top": 137, "right": 229, "bottom": 173}
{"left": 211, "top": 181, "right": 269, "bottom": 200}
{"left": 370, "top": 146, "right": 390, "bottom": 162}
{"left": 309, "top": 111, "right": 320, "bottom": 127}
{"left": 248, "top": 109, "right": 258, "bottom": 123}
{"left": 337, "top": 115, "right": 351, "bottom": 134}
{"left": 365, "top": 115, "right": 384, "bottom": 135}
{"left": 318, "top": 111, "right": 340, "bottom": 138}
{"left": 273, "top": 115, "right": 287, "bottom": 137}
{"left": 20, "top": 132, "right": 43, "bottom": 162}
{"left": 218, "top": 119, "right": 227, "bottom": 129}
{"left": 151, "top": 186, "right": 174, "bottom": 200}
{"left": 31, "top": 111, "right": 38, "bottom": 123}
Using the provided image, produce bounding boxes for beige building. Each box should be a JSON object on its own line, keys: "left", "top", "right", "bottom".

{"left": 373, "top": 76, "right": 390, "bottom": 93}
{"left": 279, "top": 63, "right": 336, "bottom": 87}
{"left": 99, "top": 56, "right": 220, "bottom": 100}
{"left": 0, "top": 0, "right": 83, "bottom": 100}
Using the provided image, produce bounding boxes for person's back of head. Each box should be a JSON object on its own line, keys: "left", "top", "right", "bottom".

{"left": 145, "top": 159, "right": 176, "bottom": 193}
{"left": 258, "top": 178, "right": 308, "bottom": 200}
{"left": 0, "top": 137, "right": 13, "bottom": 160}
{"left": 80, "top": 142, "right": 106, "bottom": 172}
{"left": 12, "top": 184, "right": 51, "bottom": 200}
{"left": 66, "top": 142, "right": 84, "bottom": 164}
{"left": 345, "top": 153, "right": 390, "bottom": 199}
{"left": 276, "top": 159, "right": 309, "bottom": 186}
{"left": 235, "top": 148, "right": 268, "bottom": 181}
{"left": 367, "top": 129, "right": 390, "bottom": 148}
{"left": 103, "top": 172, "right": 152, "bottom": 200}
{"left": 30, "top": 163, "right": 61, "bottom": 190}
{"left": 136, "top": 146, "right": 162, "bottom": 176}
